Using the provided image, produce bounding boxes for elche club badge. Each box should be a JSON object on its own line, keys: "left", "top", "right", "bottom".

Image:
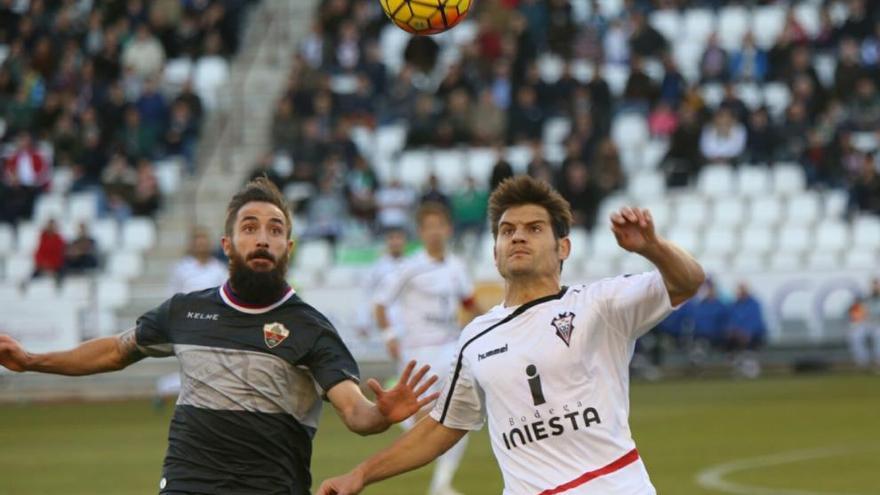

{"left": 551, "top": 312, "right": 575, "bottom": 347}
{"left": 263, "top": 322, "right": 290, "bottom": 348}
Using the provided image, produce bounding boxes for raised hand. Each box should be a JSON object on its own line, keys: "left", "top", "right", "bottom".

{"left": 368, "top": 360, "right": 439, "bottom": 424}
{"left": 610, "top": 206, "right": 658, "bottom": 254}
{"left": 0, "top": 335, "right": 30, "bottom": 372}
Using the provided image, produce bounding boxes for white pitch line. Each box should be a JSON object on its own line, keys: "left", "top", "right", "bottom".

{"left": 694, "top": 445, "right": 878, "bottom": 495}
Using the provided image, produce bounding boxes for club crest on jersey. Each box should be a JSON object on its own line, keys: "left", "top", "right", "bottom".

{"left": 551, "top": 312, "right": 575, "bottom": 347}
{"left": 263, "top": 322, "right": 290, "bottom": 348}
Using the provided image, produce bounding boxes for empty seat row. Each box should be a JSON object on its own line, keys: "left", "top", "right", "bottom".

{"left": 0, "top": 217, "right": 156, "bottom": 257}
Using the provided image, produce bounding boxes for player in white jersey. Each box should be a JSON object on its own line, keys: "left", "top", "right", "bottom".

{"left": 317, "top": 176, "right": 705, "bottom": 495}
{"left": 355, "top": 227, "right": 408, "bottom": 338}
{"left": 374, "top": 202, "right": 481, "bottom": 495}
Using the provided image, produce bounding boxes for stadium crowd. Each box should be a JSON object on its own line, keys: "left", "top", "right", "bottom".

{"left": 258, "top": 0, "right": 880, "bottom": 239}
{"left": 0, "top": 0, "right": 255, "bottom": 275}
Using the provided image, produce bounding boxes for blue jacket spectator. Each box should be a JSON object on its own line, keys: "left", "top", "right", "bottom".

{"left": 726, "top": 283, "right": 767, "bottom": 348}
{"left": 692, "top": 282, "right": 729, "bottom": 343}
{"left": 729, "top": 32, "right": 769, "bottom": 82}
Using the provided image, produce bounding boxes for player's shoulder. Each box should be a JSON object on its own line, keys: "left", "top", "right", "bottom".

{"left": 459, "top": 305, "right": 511, "bottom": 341}
{"left": 279, "top": 294, "right": 337, "bottom": 331}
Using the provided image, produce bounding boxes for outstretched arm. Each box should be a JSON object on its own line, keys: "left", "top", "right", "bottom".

{"left": 611, "top": 207, "right": 705, "bottom": 306}
{"left": 316, "top": 416, "right": 468, "bottom": 495}
{"left": 0, "top": 328, "right": 145, "bottom": 376}
{"left": 327, "top": 360, "right": 439, "bottom": 435}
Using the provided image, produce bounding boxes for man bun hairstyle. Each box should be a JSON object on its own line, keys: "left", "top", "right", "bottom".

{"left": 488, "top": 176, "right": 573, "bottom": 239}
{"left": 225, "top": 176, "right": 292, "bottom": 237}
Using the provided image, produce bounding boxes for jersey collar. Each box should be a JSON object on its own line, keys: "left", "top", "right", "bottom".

{"left": 220, "top": 281, "right": 296, "bottom": 314}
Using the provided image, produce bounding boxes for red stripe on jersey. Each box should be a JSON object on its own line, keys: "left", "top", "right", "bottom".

{"left": 537, "top": 449, "right": 640, "bottom": 495}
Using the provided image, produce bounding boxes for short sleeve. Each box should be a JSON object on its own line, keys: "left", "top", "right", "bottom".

{"left": 430, "top": 353, "right": 484, "bottom": 431}
{"left": 301, "top": 318, "right": 361, "bottom": 396}
{"left": 135, "top": 297, "right": 175, "bottom": 357}
{"left": 591, "top": 270, "right": 675, "bottom": 340}
{"left": 373, "top": 266, "right": 407, "bottom": 308}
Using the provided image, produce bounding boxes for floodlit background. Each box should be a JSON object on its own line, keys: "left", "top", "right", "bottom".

{"left": 1, "top": 0, "right": 879, "bottom": 494}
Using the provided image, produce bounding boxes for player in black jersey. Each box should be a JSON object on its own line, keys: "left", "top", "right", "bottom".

{"left": 0, "top": 178, "right": 439, "bottom": 495}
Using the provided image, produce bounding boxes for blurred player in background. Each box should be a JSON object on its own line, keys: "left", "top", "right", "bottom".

{"left": 848, "top": 277, "right": 880, "bottom": 372}
{"left": 373, "top": 202, "right": 482, "bottom": 495}
{"left": 319, "top": 176, "right": 704, "bottom": 495}
{"left": 356, "top": 226, "right": 409, "bottom": 338}
{"left": 0, "top": 178, "right": 438, "bottom": 495}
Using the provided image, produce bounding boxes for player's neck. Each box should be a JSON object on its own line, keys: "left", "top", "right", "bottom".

{"left": 425, "top": 245, "right": 446, "bottom": 261}
{"left": 503, "top": 275, "right": 561, "bottom": 307}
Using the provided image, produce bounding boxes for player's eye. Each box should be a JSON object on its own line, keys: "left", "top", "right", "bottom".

{"left": 531, "top": 225, "right": 542, "bottom": 233}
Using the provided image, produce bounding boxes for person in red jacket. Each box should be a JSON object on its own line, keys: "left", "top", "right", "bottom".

{"left": 33, "top": 218, "right": 66, "bottom": 279}
{"left": 3, "top": 132, "right": 51, "bottom": 191}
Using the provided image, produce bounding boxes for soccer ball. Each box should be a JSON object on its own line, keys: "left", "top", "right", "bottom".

{"left": 380, "top": 0, "right": 472, "bottom": 35}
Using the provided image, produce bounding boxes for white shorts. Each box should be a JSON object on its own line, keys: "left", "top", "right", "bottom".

{"left": 399, "top": 342, "right": 459, "bottom": 397}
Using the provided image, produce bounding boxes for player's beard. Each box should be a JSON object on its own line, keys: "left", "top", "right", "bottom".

{"left": 227, "top": 246, "right": 290, "bottom": 305}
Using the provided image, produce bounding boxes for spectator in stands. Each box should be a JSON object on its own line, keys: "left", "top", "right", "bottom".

{"left": 168, "top": 226, "right": 227, "bottom": 295}
{"left": 164, "top": 100, "right": 199, "bottom": 172}
{"left": 4, "top": 132, "right": 51, "bottom": 192}
{"left": 305, "top": 174, "right": 347, "bottom": 247}
{"left": 746, "top": 107, "right": 778, "bottom": 165}
{"left": 345, "top": 156, "right": 379, "bottom": 226}
{"left": 406, "top": 93, "right": 437, "bottom": 148}
{"left": 506, "top": 85, "right": 545, "bottom": 143}
{"left": 777, "top": 101, "right": 811, "bottom": 161}
{"left": 622, "top": 56, "right": 658, "bottom": 111}
{"left": 32, "top": 218, "right": 66, "bottom": 280}
{"left": 420, "top": 175, "right": 450, "bottom": 210}
{"left": 700, "top": 33, "right": 728, "bottom": 83}
{"left": 690, "top": 280, "right": 729, "bottom": 363}
{"left": 729, "top": 31, "right": 768, "bottom": 83}
{"left": 375, "top": 178, "right": 416, "bottom": 232}
{"left": 489, "top": 152, "right": 514, "bottom": 192}
{"left": 65, "top": 222, "right": 99, "bottom": 275}
{"left": 593, "top": 137, "right": 625, "bottom": 196}
{"left": 834, "top": 38, "right": 866, "bottom": 100}
{"left": 472, "top": 88, "right": 506, "bottom": 145}
{"left": 658, "top": 54, "right": 687, "bottom": 108}
{"left": 662, "top": 106, "right": 703, "bottom": 187}
{"left": 648, "top": 100, "right": 678, "bottom": 138}
{"left": 603, "top": 18, "right": 629, "bottom": 65}
{"left": 556, "top": 159, "right": 601, "bottom": 232}
{"left": 700, "top": 107, "right": 746, "bottom": 164}
{"left": 451, "top": 176, "right": 488, "bottom": 248}
{"left": 101, "top": 153, "right": 137, "bottom": 222}
{"left": 848, "top": 154, "right": 880, "bottom": 216}
{"left": 847, "top": 76, "right": 880, "bottom": 131}
{"left": 629, "top": 10, "right": 667, "bottom": 59}
{"left": 122, "top": 23, "right": 166, "bottom": 79}
{"left": 725, "top": 282, "right": 767, "bottom": 378}
{"left": 131, "top": 159, "right": 161, "bottom": 217}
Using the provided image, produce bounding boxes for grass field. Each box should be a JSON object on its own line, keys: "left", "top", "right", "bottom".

{"left": 0, "top": 373, "right": 878, "bottom": 495}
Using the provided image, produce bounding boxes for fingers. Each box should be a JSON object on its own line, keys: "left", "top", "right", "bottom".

{"left": 407, "top": 364, "right": 431, "bottom": 388}
{"left": 398, "top": 360, "right": 416, "bottom": 383}
{"left": 610, "top": 207, "right": 653, "bottom": 228}
{"left": 416, "top": 391, "right": 441, "bottom": 410}
{"left": 366, "top": 377, "right": 383, "bottom": 397}
{"left": 413, "top": 374, "right": 439, "bottom": 397}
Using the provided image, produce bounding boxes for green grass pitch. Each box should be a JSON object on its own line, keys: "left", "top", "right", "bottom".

{"left": 0, "top": 374, "right": 877, "bottom": 495}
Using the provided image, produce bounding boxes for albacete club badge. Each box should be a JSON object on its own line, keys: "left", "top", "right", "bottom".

{"left": 263, "top": 322, "right": 290, "bottom": 348}
{"left": 551, "top": 312, "right": 575, "bottom": 347}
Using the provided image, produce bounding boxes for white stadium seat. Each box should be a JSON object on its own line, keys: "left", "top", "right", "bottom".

{"left": 67, "top": 191, "right": 99, "bottom": 223}
{"left": 641, "top": 200, "right": 672, "bottom": 230}
{"left": 627, "top": 171, "right": 666, "bottom": 201}
{"left": 25, "top": 277, "right": 57, "bottom": 300}
{"left": 772, "top": 163, "right": 807, "bottom": 195}
{"left": 814, "top": 221, "right": 850, "bottom": 253}
{"left": 712, "top": 196, "right": 746, "bottom": 228}
{"left": 785, "top": 193, "right": 821, "bottom": 226}
{"left": 466, "top": 148, "right": 498, "bottom": 186}
{"left": 673, "top": 40, "right": 703, "bottom": 82}
{"left": 618, "top": 253, "right": 652, "bottom": 275}
{"left": 122, "top": 218, "right": 157, "bottom": 252}
{"left": 762, "top": 83, "right": 792, "bottom": 118}
{"left": 612, "top": 113, "right": 649, "bottom": 154}
{"left": 752, "top": 5, "right": 786, "bottom": 49}
{"left": 60, "top": 276, "right": 91, "bottom": 305}
{"left": 806, "top": 252, "right": 840, "bottom": 271}
{"left": 0, "top": 224, "right": 13, "bottom": 256}
{"left": 91, "top": 219, "right": 120, "bottom": 253}
{"left": 673, "top": 195, "right": 709, "bottom": 228}
{"left": 717, "top": 6, "right": 750, "bottom": 51}
{"left": 602, "top": 64, "right": 630, "bottom": 97}
{"left": 740, "top": 225, "right": 774, "bottom": 255}
{"left": 375, "top": 124, "right": 407, "bottom": 159}
{"left": 5, "top": 254, "right": 34, "bottom": 283}
{"left": 667, "top": 225, "right": 701, "bottom": 254}
{"left": 0, "top": 283, "right": 23, "bottom": 302}
{"left": 702, "top": 226, "right": 738, "bottom": 257}
{"left": 591, "top": 229, "right": 622, "bottom": 262}
{"left": 697, "top": 164, "right": 735, "bottom": 197}
{"left": 823, "top": 189, "right": 849, "bottom": 221}
{"left": 845, "top": 249, "right": 877, "bottom": 270}
{"left": 33, "top": 194, "right": 65, "bottom": 224}
{"left": 643, "top": 139, "right": 669, "bottom": 170}
{"left": 736, "top": 83, "right": 763, "bottom": 110}
{"left": 155, "top": 159, "right": 182, "bottom": 195}
{"left": 295, "top": 241, "right": 334, "bottom": 272}
{"left": 776, "top": 225, "right": 811, "bottom": 255}
{"left": 737, "top": 166, "right": 771, "bottom": 196}
{"left": 698, "top": 254, "right": 728, "bottom": 275}
{"left": 107, "top": 252, "right": 144, "bottom": 279}
{"left": 731, "top": 252, "right": 766, "bottom": 273}
{"left": 163, "top": 57, "right": 193, "bottom": 90}
{"left": 768, "top": 252, "right": 803, "bottom": 272}
{"left": 683, "top": 8, "right": 716, "bottom": 44}
{"left": 432, "top": 149, "right": 466, "bottom": 190}
{"left": 747, "top": 196, "right": 784, "bottom": 227}
{"left": 649, "top": 9, "right": 681, "bottom": 42}
{"left": 96, "top": 277, "right": 129, "bottom": 309}
{"left": 794, "top": 3, "right": 821, "bottom": 38}
{"left": 15, "top": 221, "right": 40, "bottom": 255}
{"left": 505, "top": 145, "right": 533, "bottom": 173}
{"left": 700, "top": 83, "right": 725, "bottom": 109}
{"left": 853, "top": 216, "right": 880, "bottom": 249}
{"left": 542, "top": 117, "right": 571, "bottom": 145}
{"left": 193, "top": 55, "right": 229, "bottom": 111}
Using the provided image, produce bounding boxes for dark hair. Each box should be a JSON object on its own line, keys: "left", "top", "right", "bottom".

{"left": 225, "top": 177, "right": 292, "bottom": 237}
{"left": 416, "top": 201, "right": 452, "bottom": 226}
{"left": 488, "top": 176, "right": 572, "bottom": 239}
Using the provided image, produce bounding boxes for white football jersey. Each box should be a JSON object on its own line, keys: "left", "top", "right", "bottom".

{"left": 430, "top": 271, "right": 674, "bottom": 495}
{"left": 374, "top": 250, "right": 474, "bottom": 349}
{"left": 362, "top": 253, "right": 407, "bottom": 331}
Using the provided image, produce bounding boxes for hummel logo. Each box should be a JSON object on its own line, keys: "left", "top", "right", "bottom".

{"left": 478, "top": 344, "right": 508, "bottom": 361}
{"left": 187, "top": 312, "right": 219, "bottom": 321}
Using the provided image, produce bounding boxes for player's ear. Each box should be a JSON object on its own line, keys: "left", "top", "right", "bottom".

{"left": 220, "top": 235, "right": 232, "bottom": 258}
{"left": 558, "top": 236, "right": 571, "bottom": 261}
{"left": 288, "top": 238, "right": 295, "bottom": 255}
